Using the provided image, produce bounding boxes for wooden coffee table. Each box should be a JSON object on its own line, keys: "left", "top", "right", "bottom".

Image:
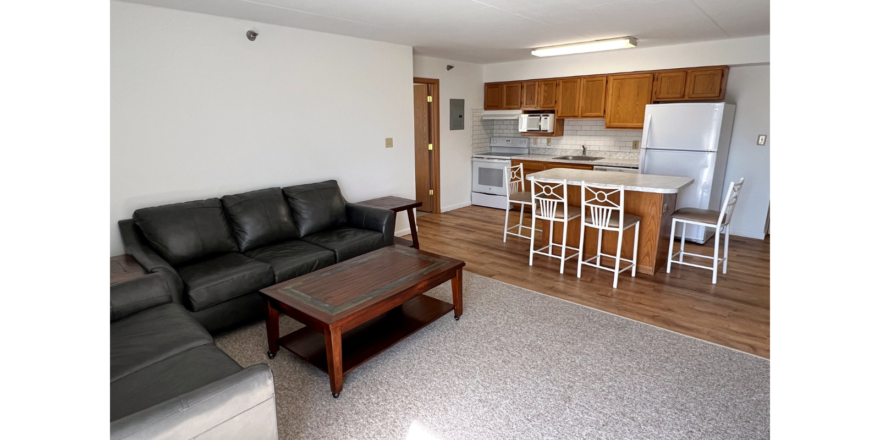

{"left": 259, "top": 245, "right": 465, "bottom": 397}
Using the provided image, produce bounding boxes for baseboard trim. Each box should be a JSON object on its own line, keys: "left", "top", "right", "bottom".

{"left": 441, "top": 201, "right": 471, "bottom": 213}
{"left": 728, "top": 228, "right": 766, "bottom": 240}
{"left": 395, "top": 227, "right": 411, "bottom": 237}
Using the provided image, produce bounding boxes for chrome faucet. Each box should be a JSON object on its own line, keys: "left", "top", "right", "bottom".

{"left": 581, "top": 145, "right": 586, "bottom": 156}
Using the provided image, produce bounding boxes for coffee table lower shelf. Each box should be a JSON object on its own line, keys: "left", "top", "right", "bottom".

{"left": 277, "top": 294, "right": 454, "bottom": 375}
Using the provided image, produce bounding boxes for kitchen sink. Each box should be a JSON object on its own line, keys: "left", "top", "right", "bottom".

{"left": 553, "top": 156, "right": 604, "bottom": 161}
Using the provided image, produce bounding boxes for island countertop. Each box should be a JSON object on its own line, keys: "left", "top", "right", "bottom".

{"left": 526, "top": 168, "right": 693, "bottom": 194}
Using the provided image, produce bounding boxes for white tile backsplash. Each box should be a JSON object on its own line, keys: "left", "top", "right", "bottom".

{"left": 472, "top": 117, "right": 642, "bottom": 160}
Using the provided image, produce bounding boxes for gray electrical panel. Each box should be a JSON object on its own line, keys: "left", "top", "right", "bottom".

{"left": 450, "top": 99, "right": 464, "bottom": 130}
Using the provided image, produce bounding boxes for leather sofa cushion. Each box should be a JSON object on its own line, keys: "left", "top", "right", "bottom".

{"left": 221, "top": 188, "right": 300, "bottom": 252}
{"left": 110, "top": 344, "right": 242, "bottom": 421}
{"left": 111, "top": 303, "right": 213, "bottom": 382}
{"left": 301, "top": 226, "right": 386, "bottom": 263}
{"left": 245, "top": 240, "right": 336, "bottom": 283}
{"left": 133, "top": 199, "right": 239, "bottom": 266}
{"left": 177, "top": 253, "right": 274, "bottom": 312}
{"left": 282, "top": 180, "right": 347, "bottom": 237}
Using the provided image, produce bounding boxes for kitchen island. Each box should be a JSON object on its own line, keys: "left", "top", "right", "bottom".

{"left": 526, "top": 168, "right": 693, "bottom": 275}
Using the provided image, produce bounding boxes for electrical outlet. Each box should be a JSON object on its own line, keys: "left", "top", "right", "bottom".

{"left": 545, "top": 138, "right": 551, "bottom": 146}
{"left": 757, "top": 135, "right": 767, "bottom": 146}
{"left": 385, "top": 138, "right": 393, "bottom": 148}
{"left": 632, "top": 140, "right": 640, "bottom": 150}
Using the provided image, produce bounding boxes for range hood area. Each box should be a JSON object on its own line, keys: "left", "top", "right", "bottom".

{"left": 481, "top": 110, "right": 522, "bottom": 120}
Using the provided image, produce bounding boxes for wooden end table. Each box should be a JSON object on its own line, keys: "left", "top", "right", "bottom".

{"left": 111, "top": 255, "right": 146, "bottom": 284}
{"left": 357, "top": 196, "right": 423, "bottom": 249}
{"left": 259, "top": 245, "right": 464, "bottom": 398}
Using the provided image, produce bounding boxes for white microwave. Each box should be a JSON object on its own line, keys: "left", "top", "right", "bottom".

{"left": 518, "top": 113, "right": 555, "bottom": 133}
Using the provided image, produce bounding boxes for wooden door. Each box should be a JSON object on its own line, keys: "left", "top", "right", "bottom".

{"left": 537, "top": 80, "right": 557, "bottom": 109}
{"left": 522, "top": 81, "right": 538, "bottom": 109}
{"left": 502, "top": 82, "right": 522, "bottom": 109}
{"left": 413, "top": 84, "right": 432, "bottom": 212}
{"left": 484, "top": 84, "right": 502, "bottom": 110}
{"left": 685, "top": 67, "right": 727, "bottom": 100}
{"left": 556, "top": 78, "right": 580, "bottom": 118}
{"left": 605, "top": 73, "right": 654, "bottom": 129}
{"left": 578, "top": 75, "right": 606, "bottom": 117}
{"left": 653, "top": 71, "right": 687, "bottom": 100}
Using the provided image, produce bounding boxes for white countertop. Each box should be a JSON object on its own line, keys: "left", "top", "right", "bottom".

{"left": 513, "top": 154, "right": 640, "bottom": 168}
{"left": 526, "top": 168, "right": 693, "bottom": 194}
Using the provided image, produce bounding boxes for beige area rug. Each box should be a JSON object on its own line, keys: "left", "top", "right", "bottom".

{"left": 214, "top": 272, "right": 769, "bottom": 440}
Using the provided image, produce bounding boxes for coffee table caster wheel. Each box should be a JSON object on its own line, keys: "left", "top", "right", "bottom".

{"left": 332, "top": 393, "right": 340, "bottom": 398}
{"left": 267, "top": 351, "right": 275, "bottom": 359}
{"left": 454, "top": 315, "right": 460, "bottom": 321}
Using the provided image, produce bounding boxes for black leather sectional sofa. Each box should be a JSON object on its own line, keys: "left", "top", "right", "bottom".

{"left": 118, "top": 180, "right": 395, "bottom": 333}
{"left": 111, "top": 273, "right": 278, "bottom": 439}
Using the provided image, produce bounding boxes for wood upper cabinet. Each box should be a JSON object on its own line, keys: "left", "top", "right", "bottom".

{"left": 537, "top": 80, "right": 557, "bottom": 109}
{"left": 578, "top": 75, "right": 607, "bottom": 118}
{"left": 501, "top": 82, "right": 522, "bottom": 109}
{"left": 605, "top": 73, "right": 654, "bottom": 129}
{"left": 653, "top": 71, "right": 687, "bottom": 100}
{"left": 521, "top": 81, "right": 538, "bottom": 110}
{"left": 685, "top": 66, "right": 727, "bottom": 100}
{"left": 556, "top": 78, "right": 581, "bottom": 118}
{"left": 484, "top": 83, "right": 503, "bottom": 110}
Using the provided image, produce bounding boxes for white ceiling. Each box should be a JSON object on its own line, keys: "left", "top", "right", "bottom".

{"left": 118, "top": 0, "right": 770, "bottom": 64}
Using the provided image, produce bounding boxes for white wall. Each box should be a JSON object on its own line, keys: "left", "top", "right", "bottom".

{"left": 483, "top": 35, "right": 769, "bottom": 81}
{"left": 723, "top": 64, "right": 770, "bottom": 239}
{"left": 412, "top": 55, "right": 484, "bottom": 213}
{"left": 110, "top": 1, "right": 415, "bottom": 256}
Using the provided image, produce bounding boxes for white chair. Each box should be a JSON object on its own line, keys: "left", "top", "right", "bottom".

{"left": 529, "top": 178, "right": 581, "bottom": 274}
{"left": 503, "top": 164, "right": 533, "bottom": 242}
{"left": 576, "top": 183, "right": 641, "bottom": 288}
{"left": 666, "top": 178, "right": 745, "bottom": 284}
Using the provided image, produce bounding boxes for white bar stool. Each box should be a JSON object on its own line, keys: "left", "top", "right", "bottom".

{"left": 529, "top": 177, "right": 581, "bottom": 274}
{"left": 503, "top": 164, "right": 533, "bottom": 242}
{"left": 575, "top": 183, "right": 641, "bottom": 288}
{"left": 667, "top": 178, "right": 745, "bottom": 284}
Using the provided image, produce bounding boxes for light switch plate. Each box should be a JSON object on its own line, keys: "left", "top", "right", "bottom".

{"left": 632, "top": 140, "right": 640, "bottom": 150}
{"left": 757, "top": 135, "right": 767, "bottom": 146}
{"left": 385, "top": 138, "right": 393, "bottom": 148}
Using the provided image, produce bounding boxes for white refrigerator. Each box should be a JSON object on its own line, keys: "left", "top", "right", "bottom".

{"left": 639, "top": 103, "right": 735, "bottom": 244}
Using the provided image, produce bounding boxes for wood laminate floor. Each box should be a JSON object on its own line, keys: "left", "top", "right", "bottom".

{"left": 404, "top": 205, "right": 769, "bottom": 358}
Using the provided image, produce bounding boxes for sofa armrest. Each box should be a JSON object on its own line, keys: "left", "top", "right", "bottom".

{"left": 346, "top": 203, "right": 395, "bottom": 246}
{"left": 110, "top": 273, "right": 172, "bottom": 322}
{"left": 118, "top": 219, "right": 185, "bottom": 305}
{"left": 110, "top": 364, "right": 278, "bottom": 440}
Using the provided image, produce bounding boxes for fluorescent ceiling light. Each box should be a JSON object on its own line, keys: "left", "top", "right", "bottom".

{"left": 531, "top": 37, "right": 637, "bottom": 57}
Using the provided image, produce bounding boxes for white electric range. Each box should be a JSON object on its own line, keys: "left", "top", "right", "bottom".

{"left": 471, "top": 137, "right": 529, "bottom": 209}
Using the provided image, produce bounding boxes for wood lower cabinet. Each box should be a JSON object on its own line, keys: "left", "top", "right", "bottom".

{"left": 685, "top": 66, "right": 727, "bottom": 100}
{"left": 543, "top": 162, "right": 593, "bottom": 171}
{"left": 537, "top": 80, "right": 557, "bottom": 110}
{"left": 605, "top": 73, "right": 654, "bottom": 129}
{"left": 556, "top": 78, "right": 581, "bottom": 118}
{"left": 502, "top": 82, "right": 522, "bottom": 109}
{"left": 653, "top": 71, "right": 687, "bottom": 100}
{"left": 578, "top": 75, "right": 607, "bottom": 118}
{"left": 484, "top": 83, "right": 502, "bottom": 110}
{"left": 522, "top": 81, "right": 538, "bottom": 110}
